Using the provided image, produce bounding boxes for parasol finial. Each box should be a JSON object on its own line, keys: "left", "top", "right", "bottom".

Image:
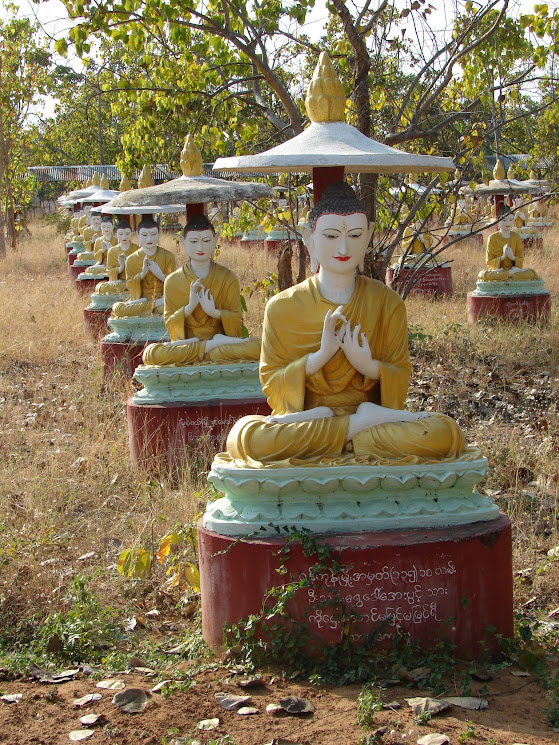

{"left": 138, "top": 165, "right": 154, "bottom": 189}
{"left": 100, "top": 173, "right": 109, "bottom": 190}
{"left": 180, "top": 135, "right": 204, "bottom": 177}
{"left": 507, "top": 163, "right": 515, "bottom": 180}
{"left": 91, "top": 172, "right": 100, "bottom": 186}
{"left": 119, "top": 174, "right": 132, "bottom": 192}
{"left": 493, "top": 158, "right": 506, "bottom": 180}
{"left": 305, "top": 52, "right": 346, "bottom": 123}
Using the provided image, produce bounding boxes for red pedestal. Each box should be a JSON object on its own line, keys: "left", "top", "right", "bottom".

{"left": 99, "top": 339, "right": 147, "bottom": 378}
{"left": 199, "top": 515, "right": 513, "bottom": 658}
{"left": 522, "top": 236, "right": 543, "bottom": 251}
{"left": 264, "top": 238, "right": 286, "bottom": 255}
{"left": 467, "top": 291, "right": 551, "bottom": 324}
{"left": 67, "top": 253, "right": 77, "bottom": 274}
{"left": 386, "top": 266, "right": 453, "bottom": 298}
{"left": 83, "top": 308, "right": 111, "bottom": 339}
{"left": 127, "top": 398, "right": 271, "bottom": 469}
{"left": 75, "top": 277, "right": 104, "bottom": 295}
{"left": 65, "top": 243, "right": 73, "bottom": 254}
{"left": 69, "top": 263, "right": 85, "bottom": 281}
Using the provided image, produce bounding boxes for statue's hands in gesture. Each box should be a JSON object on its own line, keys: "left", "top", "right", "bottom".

{"left": 339, "top": 321, "right": 379, "bottom": 380}
{"left": 183, "top": 278, "right": 202, "bottom": 317}
{"left": 146, "top": 259, "right": 166, "bottom": 282}
{"left": 140, "top": 254, "right": 150, "bottom": 279}
{"left": 305, "top": 305, "right": 345, "bottom": 376}
{"left": 117, "top": 253, "right": 126, "bottom": 273}
{"left": 502, "top": 244, "right": 515, "bottom": 262}
{"left": 199, "top": 287, "right": 221, "bottom": 319}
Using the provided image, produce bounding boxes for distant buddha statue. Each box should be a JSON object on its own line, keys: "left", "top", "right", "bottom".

{"left": 400, "top": 218, "right": 433, "bottom": 262}
{"left": 142, "top": 215, "right": 261, "bottom": 366}
{"left": 84, "top": 217, "right": 118, "bottom": 275}
{"left": 94, "top": 221, "right": 139, "bottom": 297}
{"left": 478, "top": 206, "right": 539, "bottom": 282}
{"left": 111, "top": 217, "right": 176, "bottom": 318}
{"left": 224, "top": 182, "right": 467, "bottom": 467}
{"left": 512, "top": 196, "right": 527, "bottom": 229}
{"left": 77, "top": 211, "right": 103, "bottom": 259}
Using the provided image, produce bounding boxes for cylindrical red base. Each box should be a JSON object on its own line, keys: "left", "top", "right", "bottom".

{"left": 127, "top": 398, "right": 271, "bottom": 469}
{"left": 67, "top": 253, "right": 77, "bottom": 274}
{"left": 467, "top": 291, "right": 551, "bottom": 324}
{"left": 75, "top": 277, "right": 104, "bottom": 295}
{"left": 386, "top": 266, "right": 453, "bottom": 298}
{"left": 199, "top": 515, "right": 513, "bottom": 658}
{"left": 99, "top": 339, "right": 147, "bottom": 378}
{"left": 65, "top": 243, "right": 73, "bottom": 254}
{"left": 83, "top": 308, "right": 111, "bottom": 339}
{"left": 69, "top": 263, "right": 86, "bottom": 281}
{"left": 522, "top": 236, "right": 543, "bottom": 251}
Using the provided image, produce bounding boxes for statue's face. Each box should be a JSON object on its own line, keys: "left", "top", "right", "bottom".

{"left": 116, "top": 227, "right": 132, "bottom": 248}
{"left": 498, "top": 213, "right": 515, "bottom": 231}
{"left": 138, "top": 226, "right": 159, "bottom": 255}
{"left": 181, "top": 229, "right": 216, "bottom": 264}
{"left": 101, "top": 222, "right": 114, "bottom": 239}
{"left": 303, "top": 212, "right": 372, "bottom": 275}
{"left": 90, "top": 215, "right": 102, "bottom": 230}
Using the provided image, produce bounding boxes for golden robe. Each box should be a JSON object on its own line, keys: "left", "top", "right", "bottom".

{"left": 111, "top": 246, "right": 176, "bottom": 318}
{"left": 107, "top": 242, "right": 139, "bottom": 282}
{"left": 402, "top": 226, "right": 432, "bottom": 256}
{"left": 85, "top": 235, "right": 119, "bottom": 275}
{"left": 82, "top": 225, "right": 100, "bottom": 252}
{"left": 478, "top": 230, "right": 539, "bottom": 282}
{"left": 142, "top": 261, "right": 261, "bottom": 366}
{"left": 226, "top": 275, "right": 466, "bottom": 467}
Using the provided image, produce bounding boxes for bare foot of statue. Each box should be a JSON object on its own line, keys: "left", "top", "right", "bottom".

{"left": 265, "top": 406, "right": 334, "bottom": 425}
{"left": 346, "top": 402, "right": 430, "bottom": 441}
{"left": 204, "top": 334, "right": 246, "bottom": 354}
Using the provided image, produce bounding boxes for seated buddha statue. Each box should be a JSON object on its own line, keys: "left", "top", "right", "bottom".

{"left": 399, "top": 218, "right": 433, "bottom": 263}
{"left": 111, "top": 217, "right": 176, "bottom": 318}
{"left": 142, "top": 215, "right": 261, "bottom": 366}
{"left": 224, "top": 182, "right": 467, "bottom": 467}
{"left": 94, "top": 220, "right": 140, "bottom": 296}
{"left": 76, "top": 211, "right": 104, "bottom": 261}
{"left": 478, "top": 206, "right": 539, "bottom": 282}
{"left": 84, "top": 216, "right": 118, "bottom": 275}
{"left": 513, "top": 196, "right": 527, "bottom": 229}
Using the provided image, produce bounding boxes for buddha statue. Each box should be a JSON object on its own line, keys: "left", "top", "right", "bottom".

{"left": 478, "top": 206, "right": 539, "bottom": 282}
{"left": 142, "top": 215, "right": 261, "bottom": 366}
{"left": 111, "top": 217, "right": 176, "bottom": 318}
{"left": 400, "top": 218, "right": 433, "bottom": 262}
{"left": 223, "top": 182, "right": 467, "bottom": 467}
{"left": 84, "top": 217, "right": 118, "bottom": 275}
{"left": 94, "top": 220, "right": 139, "bottom": 296}
{"left": 76, "top": 211, "right": 103, "bottom": 260}
{"left": 512, "top": 196, "right": 527, "bottom": 229}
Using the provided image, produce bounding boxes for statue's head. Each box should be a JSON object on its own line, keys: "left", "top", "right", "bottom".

{"left": 115, "top": 220, "right": 133, "bottom": 248}
{"left": 100, "top": 216, "right": 114, "bottom": 239}
{"left": 497, "top": 205, "right": 515, "bottom": 231}
{"left": 181, "top": 214, "right": 216, "bottom": 265}
{"left": 137, "top": 217, "right": 159, "bottom": 255}
{"left": 301, "top": 181, "right": 373, "bottom": 274}
{"left": 90, "top": 211, "right": 102, "bottom": 230}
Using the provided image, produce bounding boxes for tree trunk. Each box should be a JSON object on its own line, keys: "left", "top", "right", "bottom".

{"left": 0, "top": 58, "right": 6, "bottom": 258}
{"left": 277, "top": 243, "right": 293, "bottom": 291}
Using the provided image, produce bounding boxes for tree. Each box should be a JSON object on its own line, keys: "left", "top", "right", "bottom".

{"left": 0, "top": 2, "right": 51, "bottom": 253}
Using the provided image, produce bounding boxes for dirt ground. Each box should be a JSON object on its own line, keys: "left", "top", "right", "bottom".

{"left": 0, "top": 662, "right": 559, "bottom": 745}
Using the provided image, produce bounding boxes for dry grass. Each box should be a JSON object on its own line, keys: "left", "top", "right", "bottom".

{"left": 0, "top": 219, "right": 558, "bottom": 644}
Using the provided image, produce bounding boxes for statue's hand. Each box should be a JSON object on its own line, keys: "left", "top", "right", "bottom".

{"left": 509, "top": 266, "right": 522, "bottom": 275}
{"left": 147, "top": 259, "right": 166, "bottom": 282}
{"left": 340, "top": 322, "right": 380, "bottom": 380}
{"left": 305, "top": 305, "right": 345, "bottom": 376}
{"left": 504, "top": 244, "right": 515, "bottom": 261}
{"left": 153, "top": 296, "right": 164, "bottom": 308}
{"left": 199, "top": 288, "right": 220, "bottom": 319}
{"left": 118, "top": 254, "right": 126, "bottom": 272}
{"left": 140, "top": 255, "right": 150, "bottom": 279}
{"left": 184, "top": 279, "right": 202, "bottom": 317}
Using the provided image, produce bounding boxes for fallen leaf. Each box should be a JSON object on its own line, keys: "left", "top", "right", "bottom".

{"left": 215, "top": 692, "right": 252, "bottom": 711}
{"left": 400, "top": 666, "right": 430, "bottom": 683}
{"left": 78, "top": 552, "right": 96, "bottom": 561}
{"left": 238, "top": 676, "right": 265, "bottom": 689}
{"left": 238, "top": 706, "right": 259, "bottom": 715}
{"left": 279, "top": 695, "right": 315, "bottom": 715}
{"left": 127, "top": 656, "right": 149, "bottom": 669}
{"left": 440, "top": 696, "right": 488, "bottom": 710}
{"left": 417, "top": 735, "right": 449, "bottom": 745}
{"left": 112, "top": 688, "right": 148, "bottom": 713}
{"left": 69, "top": 731, "right": 94, "bottom": 741}
{"left": 266, "top": 703, "right": 283, "bottom": 716}
{"left": 382, "top": 701, "right": 401, "bottom": 710}
{"left": 406, "top": 697, "right": 450, "bottom": 716}
{"left": 197, "top": 718, "right": 220, "bottom": 731}
{"left": 124, "top": 618, "right": 137, "bottom": 631}
{"left": 511, "top": 670, "right": 531, "bottom": 677}
{"left": 96, "top": 679, "right": 125, "bottom": 690}
{"left": 73, "top": 693, "right": 102, "bottom": 708}
{"left": 0, "top": 694, "right": 22, "bottom": 703}
{"left": 264, "top": 740, "right": 303, "bottom": 745}
{"left": 80, "top": 713, "right": 106, "bottom": 726}
{"left": 150, "top": 680, "right": 172, "bottom": 693}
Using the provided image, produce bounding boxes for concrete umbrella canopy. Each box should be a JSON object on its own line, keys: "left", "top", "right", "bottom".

{"left": 109, "top": 136, "right": 275, "bottom": 221}
{"left": 214, "top": 52, "right": 455, "bottom": 201}
{"left": 461, "top": 159, "right": 541, "bottom": 197}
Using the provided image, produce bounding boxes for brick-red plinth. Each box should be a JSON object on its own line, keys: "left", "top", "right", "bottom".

{"left": 264, "top": 238, "right": 286, "bottom": 255}
{"left": 467, "top": 291, "right": 551, "bottom": 324}
{"left": 199, "top": 515, "right": 513, "bottom": 658}
{"left": 65, "top": 243, "right": 73, "bottom": 254}
{"left": 99, "top": 339, "right": 147, "bottom": 378}
{"left": 127, "top": 398, "right": 271, "bottom": 469}
{"left": 386, "top": 266, "right": 452, "bottom": 298}
{"left": 75, "top": 277, "right": 104, "bottom": 295}
{"left": 69, "top": 263, "right": 85, "bottom": 281}
{"left": 67, "top": 253, "right": 77, "bottom": 274}
{"left": 83, "top": 308, "right": 111, "bottom": 339}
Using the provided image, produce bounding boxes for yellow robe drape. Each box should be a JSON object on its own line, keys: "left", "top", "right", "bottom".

{"left": 111, "top": 246, "right": 176, "bottom": 318}
{"left": 402, "top": 226, "right": 432, "bottom": 256}
{"left": 93, "top": 235, "right": 118, "bottom": 265}
{"left": 142, "top": 261, "right": 260, "bottom": 366}
{"left": 225, "top": 274, "right": 466, "bottom": 467}
{"left": 478, "top": 230, "right": 539, "bottom": 281}
{"left": 107, "top": 242, "right": 139, "bottom": 282}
